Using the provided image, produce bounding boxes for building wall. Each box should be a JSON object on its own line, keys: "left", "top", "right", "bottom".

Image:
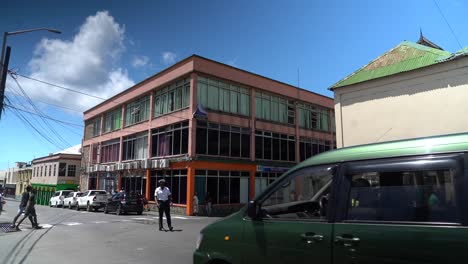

{"left": 334, "top": 57, "right": 468, "bottom": 148}
{"left": 81, "top": 56, "right": 336, "bottom": 215}
{"left": 32, "top": 156, "right": 81, "bottom": 185}
{"left": 15, "top": 167, "right": 32, "bottom": 198}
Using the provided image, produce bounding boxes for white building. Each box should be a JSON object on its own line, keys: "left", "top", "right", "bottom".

{"left": 331, "top": 34, "right": 468, "bottom": 147}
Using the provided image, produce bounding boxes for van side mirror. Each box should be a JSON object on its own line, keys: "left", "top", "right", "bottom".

{"left": 247, "top": 200, "right": 259, "bottom": 219}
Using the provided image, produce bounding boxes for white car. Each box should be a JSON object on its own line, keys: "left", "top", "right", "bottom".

{"left": 63, "top": 191, "right": 83, "bottom": 209}
{"left": 49, "top": 190, "right": 74, "bottom": 207}
{"left": 76, "top": 190, "right": 110, "bottom": 212}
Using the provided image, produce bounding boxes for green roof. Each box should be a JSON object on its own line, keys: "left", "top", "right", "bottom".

{"left": 331, "top": 41, "right": 452, "bottom": 89}
{"left": 294, "top": 132, "right": 468, "bottom": 169}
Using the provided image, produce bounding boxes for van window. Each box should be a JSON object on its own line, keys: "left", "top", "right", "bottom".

{"left": 346, "top": 169, "right": 459, "bottom": 223}
{"left": 261, "top": 166, "right": 334, "bottom": 220}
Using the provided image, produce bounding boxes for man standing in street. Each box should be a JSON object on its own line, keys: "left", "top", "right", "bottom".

{"left": 11, "top": 185, "right": 31, "bottom": 227}
{"left": 155, "top": 179, "right": 173, "bottom": 231}
{"left": 13, "top": 187, "right": 41, "bottom": 230}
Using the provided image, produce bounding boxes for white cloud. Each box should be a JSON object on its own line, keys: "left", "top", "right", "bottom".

{"left": 131, "top": 55, "right": 149, "bottom": 68}
{"left": 9, "top": 11, "right": 135, "bottom": 111}
{"left": 161, "top": 51, "right": 177, "bottom": 64}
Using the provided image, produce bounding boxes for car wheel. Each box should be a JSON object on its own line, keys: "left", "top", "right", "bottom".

{"left": 104, "top": 205, "right": 109, "bottom": 214}
{"left": 68, "top": 202, "right": 72, "bottom": 209}
{"left": 137, "top": 210, "right": 143, "bottom": 215}
{"left": 55, "top": 202, "right": 58, "bottom": 208}
{"left": 116, "top": 205, "right": 122, "bottom": 215}
{"left": 87, "top": 202, "right": 92, "bottom": 212}
{"left": 49, "top": 202, "right": 52, "bottom": 207}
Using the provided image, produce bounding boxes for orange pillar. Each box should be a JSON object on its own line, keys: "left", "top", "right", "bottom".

{"left": 117, "top": 172, "right": 122, "bottom": 191}
{"left": 145, "top": 169, "right": 151, "bottom": 200}
{"left": 186, "top": 165, "right": 195, "bottom": 216}
{"left": 249, "top": 169, "right": 256, "bottom": 200}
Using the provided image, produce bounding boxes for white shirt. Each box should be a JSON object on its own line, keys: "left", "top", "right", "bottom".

{"left": 155, "top": 187, "right": 171, "bottom": 201}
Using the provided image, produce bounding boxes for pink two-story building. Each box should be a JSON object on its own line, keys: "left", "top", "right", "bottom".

{"left": 81, "top": 55, "right": 335, "bottom": 216}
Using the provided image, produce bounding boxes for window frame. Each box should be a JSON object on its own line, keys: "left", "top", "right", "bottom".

{"left": 335, "top": 154, "right": 467, "bottom": 226}
{"left": 251, "top": 164, "right": 338, "bottom": 223}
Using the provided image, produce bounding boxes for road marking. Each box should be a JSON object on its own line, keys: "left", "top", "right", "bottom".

{"left": 174, "top": 216, "right": 188, "bottom": 219}
{"left": 131, "top": 217, "right": 151, "bottom": 220}
{"left": 120, "top": 220, "right": 132, "bottom": 222}
{"left": 80, "top": 212, "right": 88, "bottom": 214}
{"left": 63, "top": 222, "right": 82, "bottom": 226}
{"left": 41, "top": 224, "right": 53, "bottom": 228}
{"left": 93, "top": 221, "right": 108, "bottom": 224}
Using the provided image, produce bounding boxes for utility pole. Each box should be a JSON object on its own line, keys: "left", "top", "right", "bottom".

{"left": 0, "top": 46, "right": 11, "bottom": 119}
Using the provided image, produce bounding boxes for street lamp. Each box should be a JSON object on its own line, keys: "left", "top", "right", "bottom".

{"left": 1, "top": 28, "right": 62, "bottom": 75}
{"left": 0, "top": 27, "right": 61, "bottom": 119}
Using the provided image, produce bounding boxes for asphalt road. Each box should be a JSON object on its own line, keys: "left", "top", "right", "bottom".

{"left": 0, "top": 199, "right": 219, "bottom": 264}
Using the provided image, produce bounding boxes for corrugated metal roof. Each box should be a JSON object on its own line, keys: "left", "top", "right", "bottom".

{"left": 331, "top": 41, "right": 452, "bottom": 89}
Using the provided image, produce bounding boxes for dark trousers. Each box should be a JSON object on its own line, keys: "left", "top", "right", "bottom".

{"left": 158, "top": 200, "right": 171, "bottom": 229}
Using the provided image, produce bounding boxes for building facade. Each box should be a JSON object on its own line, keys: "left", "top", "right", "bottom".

{"left": 31, "top": 152, "right": 81, "bottom": 205}
{"left": 81, "top": 55, "right": 335, "bottom": 215}
{"left": 4, "top": 162, "right": 29, "bottom": 197}
{"left": 15, "top": 164, "right": 32, "bottom": 200}
{"left": 331, "top": 35, "right": 468, "bottom": 148}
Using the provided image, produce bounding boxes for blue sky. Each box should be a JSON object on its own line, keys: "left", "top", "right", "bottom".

{"left": 1, "top": 0, "right": 467, "bottom": 170}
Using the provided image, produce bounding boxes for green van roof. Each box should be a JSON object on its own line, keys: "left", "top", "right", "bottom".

{"left": 296, "top": 133, "right": 468, "bottom": 169}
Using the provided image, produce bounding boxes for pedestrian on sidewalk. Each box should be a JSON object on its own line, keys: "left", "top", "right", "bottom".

{"left": 14, "top": 188, "right": 42, "bottom": 230}
{"left": 11, "top": 185, "right": 31, "bottom": 227}
{"left": 0, "top": 191, "right": 4, "bottom": 215}
{"left": 205, "top": 192, "right": 212, "bottom": 216}
{"left": 193, "top": 192, "right": 199, "bottom": 216}
{"left": 155, "top": 179, "right": 173, "bottom": 231}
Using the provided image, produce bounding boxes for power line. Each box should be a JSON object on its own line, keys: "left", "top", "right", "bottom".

{"left": 432, "top": 0, "right": 463, "bottom": 50}
{"left": 4, "top": 104, "right": 83, "bottom": 127}
{"left": 6, "top": 89, "right": 84, "bottom": 113}
{"left": 10, "top": 76, "right": 73, "bottom": 148}
{"left": 10, "top": 71, "right": 107, "bottom": 100}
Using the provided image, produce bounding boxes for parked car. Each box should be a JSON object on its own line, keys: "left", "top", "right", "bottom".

{"left": 63, "top": 191, "right": 83, "bottom": 209}
{"left": 104, "top": 192, "right": 144, "bottom": 215}
{"left": 194, "top": 133, "right": 468, "bottom": 264}
{"left": 49, "top": 190, "right": 73, "bottom": 207}
{"left": 76, "top": 190, "right": 109, "bottom": 212}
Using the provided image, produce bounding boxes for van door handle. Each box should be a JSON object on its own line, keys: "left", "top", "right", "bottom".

{"left": 335, "top": 236, "right": 360, "bottom": 246}
{"left": 300, "top": 233, "right": 324, "bottom": 244}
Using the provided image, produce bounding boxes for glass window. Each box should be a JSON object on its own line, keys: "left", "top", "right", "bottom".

{"left": 151, "top": 121, "right": 189, "bottom": 157}
{"left": 104, "top": 108, "right": 122, "bottom": 133}
{"left": 154, "top": 78, "right": 190, "bottom": 117}
{"left": 101, "top": 139, "right": 120, "bottom": 163}
{"left": 125, "top": 95, "right": 150, "bottom": 126}
{"left": 67, "top": 165, "right": 77, "bottom": 177}
{"left": 197, "top": 121, "right": 250, "bottom": 159}
{"left": 198, "top": 77, "right": 250, "bottom": 116}
{"left": 298, "top": 103, "right": 331, "bottom": 132}
{"left": 122, "top": 132, "right": 148, "bottom": 161}
{"left": 255, "top": 130, "right": 295, "bottom": 162}
{"left": 59, "top": 163, "right": 66, "bottom": 176}
{"left": 262, "top": 166, "right": 334, "bottom": 220}
{"left": 255, "top": 91, "right": 294, "bottom": 125}
{"left": 347, "top": 169, "right": 459, "bottom": 223}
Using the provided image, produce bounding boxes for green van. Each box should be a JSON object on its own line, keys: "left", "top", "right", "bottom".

{"left": 194, "top": 133, "right": 468, "bottom": 264}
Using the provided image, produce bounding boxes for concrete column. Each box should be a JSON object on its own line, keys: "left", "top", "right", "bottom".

{"left": 100, "top": 113, "right": 104, "bottom": 136}
{"left": 149, "top": 90, "right": 154, "bottom": 120}
{"left": 188, "top": 73, "right": 198, "bottom": 157}
{"left": 118, "top": 136, "right": 123, "bottom": 162}
{"left": 249, "top": 169, "right": 256, "bottom": 200}
{"left": 295, "top": 101, "right": 300, "bottom": 163}
{"left": 145, "top": 169, "right": 151, "bottom": 201}
{"left": 186, "top": 166, "right": 195, "bottom": 215}
{"left": 250, "top": 88, "right": 256, "bottom": 161}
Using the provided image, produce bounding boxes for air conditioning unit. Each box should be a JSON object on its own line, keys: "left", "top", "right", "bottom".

{"left": 151, "top": 159, "right": 170, "bottom": 169}
{"left": 141, "top": 159, "right": 150, "bottom": 169}
{"left": 117, "top": 163, "right": 125, "bottom": 171}
{"left": 105, "top": 165, "right": 111, "bottom": 172}
{"left": 124, "top": 163, "right": 131, "bottom": 170}
{"left": 131, "top": 161, "right": 140, "bottom": 169}
{"left": 93, "top": 165, "right": 99, "bottom": 172}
